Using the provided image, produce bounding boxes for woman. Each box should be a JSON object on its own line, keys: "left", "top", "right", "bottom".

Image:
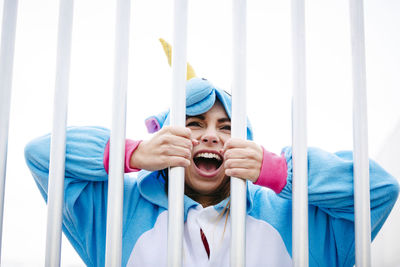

{"left": 25, "top": 77, "right": 399, "bottom": 267}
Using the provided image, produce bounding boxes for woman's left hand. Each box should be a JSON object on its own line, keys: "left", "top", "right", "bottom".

{"left": 222, "top": 138, "right": 263, "bottom": 183}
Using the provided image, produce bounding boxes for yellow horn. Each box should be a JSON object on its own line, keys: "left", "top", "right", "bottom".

{"left": 159, "top": 38, "right": 196, "bottom": 81}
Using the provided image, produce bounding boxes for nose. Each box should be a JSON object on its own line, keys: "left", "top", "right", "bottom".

{"left": 201, "top": 129, "right": 219, "bottom": 144}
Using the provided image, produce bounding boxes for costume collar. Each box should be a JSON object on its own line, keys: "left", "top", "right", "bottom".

{"left": 136, "top": 170, "right": 256, "bottom": 220}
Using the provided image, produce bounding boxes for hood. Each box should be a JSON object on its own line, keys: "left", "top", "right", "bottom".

{"left": 144, "top": 77, "right": 253, "bottom": 140}
{"left": 135, "top": 169, "right": 257, "bottom": 220}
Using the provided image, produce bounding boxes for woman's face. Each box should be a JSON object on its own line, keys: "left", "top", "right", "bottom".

{"left": 184, "top": 101, "right": 231, "bottom": 195}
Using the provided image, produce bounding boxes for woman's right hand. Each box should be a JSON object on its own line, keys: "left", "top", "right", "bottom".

{"left": 130, "top": 126, "right": 198, "bottom": 171}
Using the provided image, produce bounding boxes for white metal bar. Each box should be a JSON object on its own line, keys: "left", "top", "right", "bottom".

{"left": 104, "top": 0, "right": 131, "bottom": 266}
{"left": 45, "top": 0, "right": 74, "bottom": 266}
{"left": 230, "top": 0, "right": 247, "bottom": 266}
{"left": 0, "top": 0, "right": 18, "bottom": 261}
{"left": 349, "top": 0, "right": 371, "bottom": 266}
{"left": 291, "top": 0, "right": 309, "bottom": 266}
{"left": 167, "top": 0, "right": 188, "bottom": 266}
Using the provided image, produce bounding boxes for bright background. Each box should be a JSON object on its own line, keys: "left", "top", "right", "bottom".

{"left": 1, "top": 0, "right": 399, "bottom": 266}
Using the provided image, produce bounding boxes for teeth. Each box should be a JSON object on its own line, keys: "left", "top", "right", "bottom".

{"left": 195, "top": 152, "right": 221, "bottom": 161}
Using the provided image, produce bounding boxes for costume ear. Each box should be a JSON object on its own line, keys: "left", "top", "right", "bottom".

{"left": 159, "top": 38, "right": 196, "bottom": 81}
{"left": 145, "top": 116, "right": 161, "bottom": 133}
{"left": 144, "top": 110, "right": 170, "bottom": 133}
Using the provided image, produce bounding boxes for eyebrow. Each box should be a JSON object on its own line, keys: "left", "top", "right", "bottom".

{"left": 186, "top": 115, "right": 205, "bottom": 120}
{"left": 218, "top": 118, "right": 231, "bottom": 123}
{"left": 186, "top": 115, "right": 231, "bottom": 123}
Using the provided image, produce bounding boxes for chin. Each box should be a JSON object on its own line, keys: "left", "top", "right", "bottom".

{"left": 185, "top": 172, "right": 229, "bottom": 195}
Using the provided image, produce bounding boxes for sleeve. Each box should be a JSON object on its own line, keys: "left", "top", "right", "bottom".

{"left": 254, "top": 146, "right": 287, "bottom": 193}
{"left": 103, "top": 139, "right": 142, "bottom": 173}
{"left": 277, "top": 146, "right": 399, "bottom": 266}
{"left": 24, "top": 126, "right": 118, "bottom": 266}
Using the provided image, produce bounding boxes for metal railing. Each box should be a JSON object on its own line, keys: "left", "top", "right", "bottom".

{"left": 0, "top": 0, "right": 371, "bottom": 266}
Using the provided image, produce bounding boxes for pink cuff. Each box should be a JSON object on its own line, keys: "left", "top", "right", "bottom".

{"left": 254, "top": 147, "right": 287, "bottom": 194}
{"left": 103, "top": 139, "right": 142, "bottom": 174}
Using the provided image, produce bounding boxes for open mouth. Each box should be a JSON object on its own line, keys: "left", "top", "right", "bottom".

{"left": 193, "top": 151, "right": 223, "bottom": 176}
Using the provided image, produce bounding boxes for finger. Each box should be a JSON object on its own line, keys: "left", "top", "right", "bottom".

{"left": 224, "top": 139, "right": 263, "bottom": 156}
{"left": 224, "top": 158, "right": 259, "bottom": 170}
{"left": 223, "top": 138, "right": 248, "bottom": 150}
{"left": 225, "top": 168, "right": 257, "bottom": 181}
{"left": 163, "top": 125, "right": 192, "bottom": 139}
{"left": 168, "top": 156, "right": 191, "bottom": 168}
{"left": 224, "top": 148, "right": 259, "bottom": 160}
{"left": 160, "top": 135, "right": 193, "bottom": 150}
{"left": 163, "top": 144, "right": 192, "bottom": 159}
{"left": 192, "top": 139, "right": 200, "bottom": 146}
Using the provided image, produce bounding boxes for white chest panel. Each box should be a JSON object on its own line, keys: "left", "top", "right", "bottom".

{"left": 127, "top": 206, "right": 292, "bottom": 267}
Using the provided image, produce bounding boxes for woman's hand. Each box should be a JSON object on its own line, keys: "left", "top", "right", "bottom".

{"left": 130, "top": 126, "right": 198, "bottom": 171}
{"left": 222, "top": 138, "right": 263, "bottom": 183}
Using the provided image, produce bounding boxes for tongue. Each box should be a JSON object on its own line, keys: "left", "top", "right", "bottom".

{"left": 197, "top": 159, "right": 218, "bottom": 172}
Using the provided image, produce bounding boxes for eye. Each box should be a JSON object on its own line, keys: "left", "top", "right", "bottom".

{"left": 221, "top": 125, "right": 231, "bottom": 131}
{"left": 186, "top": 121, "right": 201, "bottom": 127}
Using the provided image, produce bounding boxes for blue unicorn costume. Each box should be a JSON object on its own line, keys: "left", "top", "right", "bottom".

{"left": 25, "top": 77, "right": 398, "bottom": 266}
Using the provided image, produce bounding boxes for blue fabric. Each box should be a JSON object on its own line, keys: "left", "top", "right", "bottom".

{"left": 145, "top": 78, "right": 253, "bottom": 140}
{"left": 24, "top": 126, "right": 399, "bottom": 267}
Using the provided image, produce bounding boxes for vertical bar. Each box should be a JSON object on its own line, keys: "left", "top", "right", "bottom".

{"left": 45, "top": 0, "right": 74, "bottom": 266}
{"left": 104, "top": 0, "right": 131, "bottom": 266}
{"left": 167, "top": 0, "right": 188, "bottom": 266}
{"left": 0, "top": 0, "right": 18, "bottom": 261}
{"left": 291, "top": 0, "right": 309, "bottom": 266}
{"left": 349, "top": 0, "right": 371, "bottom": 266}
{"left": 230, "top": 0, "right": 247, "bottom": 266}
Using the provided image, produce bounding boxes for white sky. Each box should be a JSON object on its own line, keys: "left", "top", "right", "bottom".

{"left": 1, "top": 0, "right": 400, "bottom": 266}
